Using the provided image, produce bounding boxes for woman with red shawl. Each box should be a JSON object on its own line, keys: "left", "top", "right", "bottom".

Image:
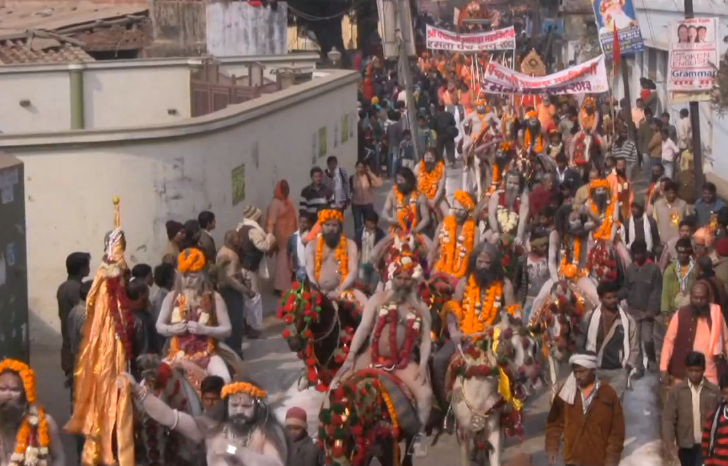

{"left": 267, "top": 180, "right": 298, "bottom": 293}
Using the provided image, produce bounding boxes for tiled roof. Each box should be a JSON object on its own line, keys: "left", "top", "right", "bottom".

{"left": 0, "top": 2, "right": 148, "bottom": 38}
{"left": 0, "top": 39, "right": 94, "bottom": 64}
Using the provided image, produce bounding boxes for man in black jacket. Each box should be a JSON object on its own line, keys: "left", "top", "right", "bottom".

{"left": 434, "top": 103, "right": 458, "bottom": 165}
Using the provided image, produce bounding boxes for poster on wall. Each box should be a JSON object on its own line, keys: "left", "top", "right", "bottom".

{"left": 231, "top": 164, "right": 246, "bottom": 206}
{"left": 667, "top": 17, "right": 719, "bottom": 100}
{"left": 426, "top": 24, "right": 516, "bottom": 52}
{"left": 480, "top": 55, "right": 609, "bottom": 95}
{"left": 318, "top": 127, "right": 328, "bottom": 158}
{"left": 251, "top": 141, "right": 260, "bottom": 169}
{"left": 334, "top": 122, "right": 339, "bottom": 148}
{"left": 591, "top": 0, "right": 644, "bottom": 59}
{"left": 342, "top": 114, "right": 349, "bottom": 144}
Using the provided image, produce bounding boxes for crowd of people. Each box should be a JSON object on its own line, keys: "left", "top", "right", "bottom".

{"left": 0, "top": 40, "right": 722, "bottom": 466}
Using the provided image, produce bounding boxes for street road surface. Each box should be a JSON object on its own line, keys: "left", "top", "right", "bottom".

{"left": 31, "top": 164, "right": 662, "bottom": 466}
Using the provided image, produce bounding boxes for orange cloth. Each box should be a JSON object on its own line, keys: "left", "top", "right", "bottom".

{"left": 268, "top": 180, "right": 298, "bottom": 291}
{"left": 362, "top": 77, "right": 374, "bottom": 102}
{"left": 607, "top": 172, "right": 634, "bottom": 220}
{"left": 660, "top": 304, "right": 728, "bottom": 385}
{"left": 66, "top": 244, "right": 134, "bottom": 466}
{"left": 460, "top": 90, "right": 473, "bottom": 115}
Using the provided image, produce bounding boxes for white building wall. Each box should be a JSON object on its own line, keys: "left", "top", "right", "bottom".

{"left": 206, "top": 2, "right": 288, "bottom": 56}
{"left": 0, "top": 70, "right": 358, "bottom": 337}
{"left": 0, "top": 71, "right": 70, "bottom": 133}
{"left": 0, "top": 54, "right": 318, "bottom": 133}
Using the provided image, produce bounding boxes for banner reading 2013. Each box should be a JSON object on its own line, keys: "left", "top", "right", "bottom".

{"left": 426, "top": 24, "right": 516, "bottom": 52}
{"left": 480, "top": 55, "right": 610, "bottom": 95}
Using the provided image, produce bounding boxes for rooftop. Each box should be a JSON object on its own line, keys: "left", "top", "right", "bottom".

{"left": 0, "top": 37, "right": 93, "bottom": 63}
{"left": 0, "top": 2, "right": 147, "bottom": 39}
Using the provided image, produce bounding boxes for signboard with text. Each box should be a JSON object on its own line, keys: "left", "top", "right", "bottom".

{"left": 592, "top": 0, "right": 644, "bottom": 59}
{"left": 667, "top": 17, "right": 719, "bottom": 99}
{"left": 426, "top": 24, "right": 516, "bottom": 52}
{"left": 480, "top": 55, "right": 609, "bottom": 95}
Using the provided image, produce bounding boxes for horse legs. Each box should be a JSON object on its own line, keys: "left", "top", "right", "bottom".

{"left": 459, "top": 430, "right": 472, "bottom": 466}
{"left": 486, "top": 412, "right": 503, "bottom": 466}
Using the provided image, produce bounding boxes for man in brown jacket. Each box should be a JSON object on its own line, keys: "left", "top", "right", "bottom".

{"left": 546, "top": 352, "right": 625, "bottom": 466}
{"left": 662, "top": 351, "right": 720, "bottom": 466}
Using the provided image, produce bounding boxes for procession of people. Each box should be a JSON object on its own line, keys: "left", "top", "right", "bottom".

{"left": 0, "top": 12, "right": 715, "bottom": 466}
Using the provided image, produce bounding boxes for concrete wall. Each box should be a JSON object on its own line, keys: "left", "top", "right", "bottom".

{"left": 207, "top": 2, "right": 288, "bottom": 56}
{"left": 0, "top": 69, "right": 359, "bottom": 337}
{"left": 148, "top": 0, "right": 207, "bottom": 57}
{"left": 0, "top": 71, "right": 71, "bottom": 134}
{"left": 0, "top": 54, "right": 319, "bottom": 133}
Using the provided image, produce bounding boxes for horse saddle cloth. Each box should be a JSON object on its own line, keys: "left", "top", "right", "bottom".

{"left": 375, "top": 370, "right": 422, "bottom": 438}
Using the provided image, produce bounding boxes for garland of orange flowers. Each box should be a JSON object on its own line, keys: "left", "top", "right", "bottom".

{"left": 523, "top": 128, "right": 544, "bottom": 153}
{"left": 221, "top": 382, "right": 267, "bottom": 400}
{"left": 436, "top": 217, "right": 476, "bottom": 278}
{"left": 314, "top": 233, "right": 349, "bottom": 283}
{"left": 589, "top": 179, "right": 617, "bottom": 241}
{"left": 417, "top": 160, "right": 444, "bottom": 201}
{"left": 392, "top": 185, "right": 419, "bottom": 232}
{"left": 559, "top": 237, "right": 586, "bottom": 280}
{"left": 0, "top": 360, "right": 51, "bottom": 466}
{"left": 168, "top": 294, "right": 217, "bottom": 360}
{"left": 445, "top": 276, "right": 502, "bottom": 334}
{"left": 580, "top": 108, "right": 596, "bottom": 131}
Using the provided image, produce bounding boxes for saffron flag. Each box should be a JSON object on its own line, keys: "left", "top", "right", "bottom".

{"left": 613, "top": 27, "right": 621, "bottom": 85}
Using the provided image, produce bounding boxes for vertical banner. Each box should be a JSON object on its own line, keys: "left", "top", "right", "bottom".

{"left": 667, "top": 17, "right": 719, "bottom": 101}
{"left": 592, "top": 0, "right": 644, "bottom": 59}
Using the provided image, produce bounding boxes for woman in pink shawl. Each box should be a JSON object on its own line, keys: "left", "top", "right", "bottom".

{"left": 268, "top": 180, "right": 298, "bottom": 293}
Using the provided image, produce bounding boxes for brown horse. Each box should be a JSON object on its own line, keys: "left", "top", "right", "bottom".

{"left": 278, "top": 279, "right": 363, "bottom": 392}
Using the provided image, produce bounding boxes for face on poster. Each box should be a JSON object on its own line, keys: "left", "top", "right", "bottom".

{"left": 672, "top": 18, "right": 715, "bottom": 46}
{"left": 591, "top": 0, "right": 644, "bottom": 57}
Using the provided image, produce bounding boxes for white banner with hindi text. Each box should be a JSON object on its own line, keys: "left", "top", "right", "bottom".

{"left": 425, "top": 24, "right": 516, "bottom": 52}
{"left": 480, "top": 55, "right": 609, "bottom": 95}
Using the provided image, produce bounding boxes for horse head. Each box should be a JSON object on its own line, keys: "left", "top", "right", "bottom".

{"left": 530, "top": 281, "right": 586, "bottom": 363}
{"left": 278, "top": 279, "right": 335, "bottom": 353}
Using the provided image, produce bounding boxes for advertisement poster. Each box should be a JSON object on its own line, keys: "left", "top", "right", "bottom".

{"left": 480, "top": 55, "right": 609, "bottom": 95}
{"left": 426, "top": 24, "right": 516, "bottom": 52}
{"left": 231, "top": 164, "right": 246, "bottom": 207}
{"left": 667, "top": 17, "right": 719, "bottom": 99}
{"left": 318, "top": 127, "right": 328, "bottom": 158}
{"left": 592, "top": 0, "right": 644, "bottom": 58}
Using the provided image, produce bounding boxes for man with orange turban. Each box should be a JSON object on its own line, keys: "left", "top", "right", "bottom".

{"left": 1, "top": 359, "right": 65, "bottom": 466}
{"left": 156, "top": 247, "right": 233, "bottom": 382}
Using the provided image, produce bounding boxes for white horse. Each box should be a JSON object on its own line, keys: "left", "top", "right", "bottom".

{"left": 450, "top": 317, "right": 537, "bottom": 466}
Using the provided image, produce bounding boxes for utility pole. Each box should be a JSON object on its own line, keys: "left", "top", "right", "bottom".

{"left": 684, "top": 0, "right": 703, "bottom": 192}
{"left": 393, "top": 0, "right": 421, "bottom": 159}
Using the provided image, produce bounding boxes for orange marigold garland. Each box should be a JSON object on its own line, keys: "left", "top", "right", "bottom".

{"left": 445, "top": 276, "right": 504, "bottom": 334}
{"left": 559, "top": 237, "right": 586, "bottom": 280}
{"left": 168, "top": 293, "right": 217, "bottom": 363}
{"left": 314, "top": 234, "right": 349, "bottom": 282}
{"left": 221, "top": 382, "right": 267, "bottom": 400}
{"left": 392, "top": 185, "right": 419, "bottom": 232}
{"left": 435, "top": 217, "right": 476, "bottom": 278}
{"left": 523, "top": 129, "right": 544, "bottom": 153}
{"left": 588, "top": 179, "right": 617, "bottom": 241}
{"left": 417, "top": 160, "right": 444, "bottom": 200}
{"left": 0, "top": 359, "right": 51, "bottom": 466}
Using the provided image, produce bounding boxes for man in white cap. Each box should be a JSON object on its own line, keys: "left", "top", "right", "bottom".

{"left": 545, "top": 351, "right": 625, "bottom": 466}
{"left": 237, "top": 205, "right": 276, "bottom": 339}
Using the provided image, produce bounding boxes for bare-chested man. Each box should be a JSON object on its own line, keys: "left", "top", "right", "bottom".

{"left": 157, "top": 248, "right": 233, "bottom": 383}
{"left": 125, "top": 375, "right": 289, "bottom": 466}
{"left": 487, "top": 171, "right": 530, "bottom": 246}
{"left": 412, "top": 150, "right": 447, "bottom": 218}
{"left": 0, "top": 359, "right": 65, "bottom": 466}
{"left": 432, "top": 243, "right": 519, "bottom": 401}
{"left": 519, "top": 109, "right": 546, "bottom": 156}
{"left": 582, "top": 178, "right": 631, "bottom": 269}
{"left": 429, "top": 190, "right": 479, "bottom": 280}
{"left": 304, "top": 209, "right": 360, "bottom": 302}
{"left": 336, "top": 253, "right": 433, "bottom": 449}
{"left": 529, "top": 204, "right": 599, "bottom": 321}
